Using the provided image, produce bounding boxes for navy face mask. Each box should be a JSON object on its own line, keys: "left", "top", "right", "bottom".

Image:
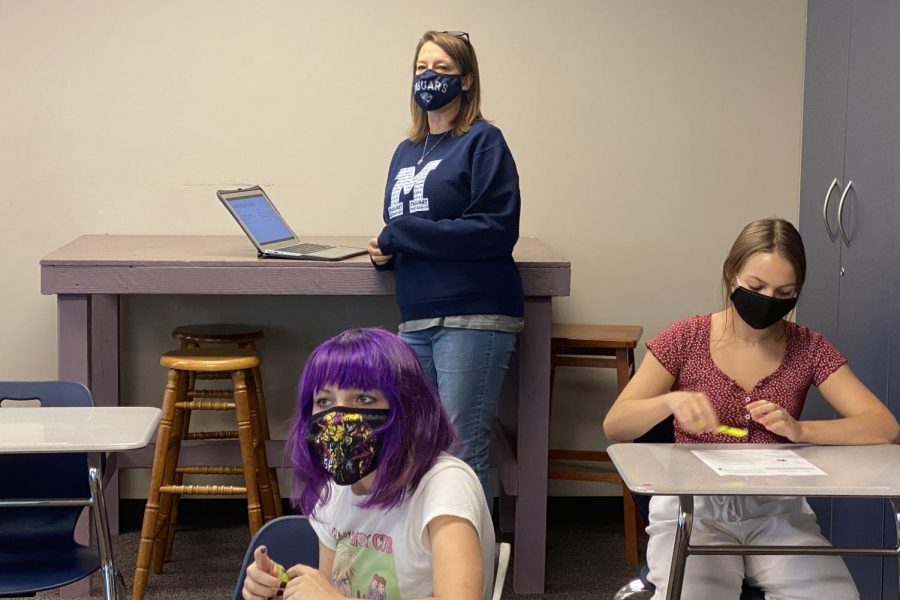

{"left": 412, "top": 70, "right": 464, "bottom": 111}
{"left": 730, "top": 282, "right": 797, "bottom": 330}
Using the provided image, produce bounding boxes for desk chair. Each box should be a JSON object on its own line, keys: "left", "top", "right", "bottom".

{"left": 232, "top": 516, "right": 512, "bottom": 600}
{"left": 0, "top": 381, "right": 121, "bottom": 599}
{"left": 614, "top": 417, "right": 764, "bottom": 600}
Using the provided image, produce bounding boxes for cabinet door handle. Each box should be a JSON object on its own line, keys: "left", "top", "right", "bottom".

{"left": 823, "top": 177, "right": 840, "bottom": 243}
{"left": 837, "top": 179, "right": 853, "bottom": 247}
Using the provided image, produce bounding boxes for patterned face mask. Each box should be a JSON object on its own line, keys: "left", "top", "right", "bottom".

{"left": 306, "top": 407, "right": 389, "bottom": 485}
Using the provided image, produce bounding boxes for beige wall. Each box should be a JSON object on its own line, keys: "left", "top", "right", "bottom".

{"left": 0, "top": 1, "right": 807, "bottom": 496}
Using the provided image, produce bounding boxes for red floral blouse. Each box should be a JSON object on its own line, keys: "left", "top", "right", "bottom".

{"left": 646, "top": 313, "right": 846, "bottom": 444}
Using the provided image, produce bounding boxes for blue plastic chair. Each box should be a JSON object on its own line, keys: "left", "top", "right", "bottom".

{"left": 614, "top": 416, "right": 764, "bottom": 600}
{"left": 0, "top": 381, "right": 121, "bottom": 599}
{"left": 233, "top": 515, "right": 320, "bottom": 600}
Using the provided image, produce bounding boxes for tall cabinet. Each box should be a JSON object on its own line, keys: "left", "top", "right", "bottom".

{"left": 798, "top": 1, "right": 900, "bottom": 598}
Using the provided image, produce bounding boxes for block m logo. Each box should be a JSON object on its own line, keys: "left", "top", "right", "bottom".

{"left": 388, "top": 159, "right": 441, "bottom": 218}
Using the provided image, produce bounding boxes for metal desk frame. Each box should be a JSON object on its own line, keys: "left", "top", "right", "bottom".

{"left": 609, "top": 443, "right": 900, "bottom": 600}
{"left": 0, "top": 406, "right": 161, "bottom": 599}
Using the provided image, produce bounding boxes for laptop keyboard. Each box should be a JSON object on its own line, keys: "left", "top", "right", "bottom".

{"left": 279, "top": 242, "right": 331, "bottom": 254}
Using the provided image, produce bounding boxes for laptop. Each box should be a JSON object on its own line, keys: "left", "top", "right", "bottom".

{"left": 217, "top": 186, "right": 367, "bottom": 261}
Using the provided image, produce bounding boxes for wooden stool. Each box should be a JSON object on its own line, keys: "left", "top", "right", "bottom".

{"left": 132, "top": 348, "right": 273, "bottom": 600}
{"left": 547, "top": 324, "right": 643, "bottom": 566}
{"left": 157, "top": 325, "right": 281, "bottom": 567}
{"left": 172, "top": 324, "right": 265, "bottom": 347}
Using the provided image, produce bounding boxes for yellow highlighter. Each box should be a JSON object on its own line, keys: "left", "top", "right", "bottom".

{"left": 717, "top": 424, "right": 748, "bottom": 438}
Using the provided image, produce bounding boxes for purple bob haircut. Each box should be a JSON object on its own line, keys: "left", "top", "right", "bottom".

{"left": 286, "top": 328, "right": 457, "bottom": 516}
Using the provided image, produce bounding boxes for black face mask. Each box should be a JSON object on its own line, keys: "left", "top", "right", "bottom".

{"left": 730, "top": 285, "right": 797, "bottom": 330}
{"left": 306, "top": 407, "right": 389, "bottom": 486}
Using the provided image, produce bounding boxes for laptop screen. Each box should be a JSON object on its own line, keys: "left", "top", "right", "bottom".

{"left": 226, "top": 195, "right": 294, "bottom": 245}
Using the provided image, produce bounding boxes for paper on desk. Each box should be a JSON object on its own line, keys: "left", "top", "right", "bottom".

{"left": 691, "top": 449, "right": 827, "bottom": 476}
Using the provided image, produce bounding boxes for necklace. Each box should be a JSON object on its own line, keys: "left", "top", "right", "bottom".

{"left": 731, "top": 322, "right": 784, "bottom": 347}
{"left": 418, "top": 131, "right": 450, "bottom": 165}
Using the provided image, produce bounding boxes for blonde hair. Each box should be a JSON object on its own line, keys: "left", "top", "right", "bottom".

{"left": 332, "top": 543, "right": 355, "bottom": 584}
{"left": 721, "top": 218, "right": 806, "bottom": 304}
{"left": 407, "top": 31, "right": 483, "bottom": 143}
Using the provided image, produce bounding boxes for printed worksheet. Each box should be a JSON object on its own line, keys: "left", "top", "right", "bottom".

{"left": 691, "top": 449, "right": 827, "bottom": 476}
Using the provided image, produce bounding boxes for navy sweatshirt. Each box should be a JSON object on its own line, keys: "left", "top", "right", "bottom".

{"left": 376, "top": 120, "right": 524, "bottom": 323}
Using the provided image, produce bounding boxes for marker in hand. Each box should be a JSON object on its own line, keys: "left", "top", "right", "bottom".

{"left": 693, "top": 420, "right": 748, "bottom": 438}
{"left": 275, "top": 562, "right": 290, "bottom": 583}
{"left": 717, "top": 424, "right": 748, "bottom": 437}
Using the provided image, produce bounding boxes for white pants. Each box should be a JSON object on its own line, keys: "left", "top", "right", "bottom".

{"left": 646, "top": 495, "right": 859, "bottom": 600}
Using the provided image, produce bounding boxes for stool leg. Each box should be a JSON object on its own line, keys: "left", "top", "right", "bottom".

{"left": 250, "top": 363, "right": 282, "bottom": 517}
{"left": 151, "top": 372, "right": 188, "bottom": 574}
{"left": 615, "top": 349, "right": 631, "bottom": 394}
{"left": 133, "top": 369, "right": 181, "bottom": 600}
{"left": 245, "top": 370, "right": 277, "bottom": 521}
{"left": 241, "top": 341, "right": 282, "bottom": 518}
{"left": 160, "top": 367, "right": 194, "bottom": 564}
{"left": 549, "top": 363, "right": 557, "bottom": 400}
{"left": 162, "top": 339, "right": 198, "bottom": 561}
{"left": 233, "top": 369, "right": 264, "bottom": 535}
{"left": 623, "top": 486, "right": 639, "bottom": 566}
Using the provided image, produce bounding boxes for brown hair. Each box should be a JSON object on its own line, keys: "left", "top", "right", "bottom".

{"left": 407, "top": 31, "right": 483, "bottom": 143}
{"left": 721, "top": 218, "right": 806, "bottom": 304}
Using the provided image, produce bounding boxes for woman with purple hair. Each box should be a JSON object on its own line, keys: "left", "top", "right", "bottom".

{"left": 241, "top": 328, "right": 495, "bottom": 600}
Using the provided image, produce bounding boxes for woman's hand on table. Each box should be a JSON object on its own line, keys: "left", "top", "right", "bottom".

{"left": 368, "top": 237, "right": 393, "bottom": 266}
{"left": 665, "top": 391, "right": 720, "bottom": 434}
{"left": 747, "top": 400, "right": 802, "bottom": 441}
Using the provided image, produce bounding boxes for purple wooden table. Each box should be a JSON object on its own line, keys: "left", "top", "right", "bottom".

{"left": 41, "top": 234, "right": 570, "bottom": 594}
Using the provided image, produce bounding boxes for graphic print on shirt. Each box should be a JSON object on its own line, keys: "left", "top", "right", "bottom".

{"left": 330, "top": 528, "right": 398, "bottom": 599}
{"left": 388, "top": 159, "right": 441, "bottom": 218}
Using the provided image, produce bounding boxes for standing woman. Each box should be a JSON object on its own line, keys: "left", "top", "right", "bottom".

{"left": 368, "top": 30, "right": 523, "bottom": 501}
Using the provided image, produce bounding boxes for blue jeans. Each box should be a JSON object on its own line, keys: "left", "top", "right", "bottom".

{"left": 400, "top": 327, "right": 517, "bottom": 502}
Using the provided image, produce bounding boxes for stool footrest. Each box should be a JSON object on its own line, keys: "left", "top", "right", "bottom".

{"left": 186, "top": 430, "right": 240, "bottom": 440}
{"left": 548, "top": 459, "right": 624, "bottom": 483}
{"left": 552, "top": 355, "right": 618, "bottom": 369}
{"left": 549, "top": 449, "right": 611, "bottom": 462}
{"left": 159, "top": 484, "right": 247, "bottom": 495}
{"left": 187, "top": 389, "right": 234, "bottom": 399}
{"left": 194, "top": 372, "right": 232, "bottom": 380}
{"left": 175, "top": 400, "right": 236, "bottom": 410}
{"left": 175, "top": 466, "right": 244, "bottom": 475}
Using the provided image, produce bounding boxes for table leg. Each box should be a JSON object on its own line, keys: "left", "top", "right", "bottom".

{"left": 58, "top": 294, "right": 91, "bottom": 389}
{"left": 58, "top": 295, "right": 92, "bottom": 599}
{"left": 666, "top": 494, "right": 694, "bottom": 600}
{"left": 91, "top": 295, "right": 121, "bottom": 535}
{"left": 512, "top": 297, "right": 551, "bottom": 594}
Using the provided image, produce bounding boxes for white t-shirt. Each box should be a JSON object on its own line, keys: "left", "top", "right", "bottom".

{"left": 309, "top": 454, "right": 495, "bottom": 600}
